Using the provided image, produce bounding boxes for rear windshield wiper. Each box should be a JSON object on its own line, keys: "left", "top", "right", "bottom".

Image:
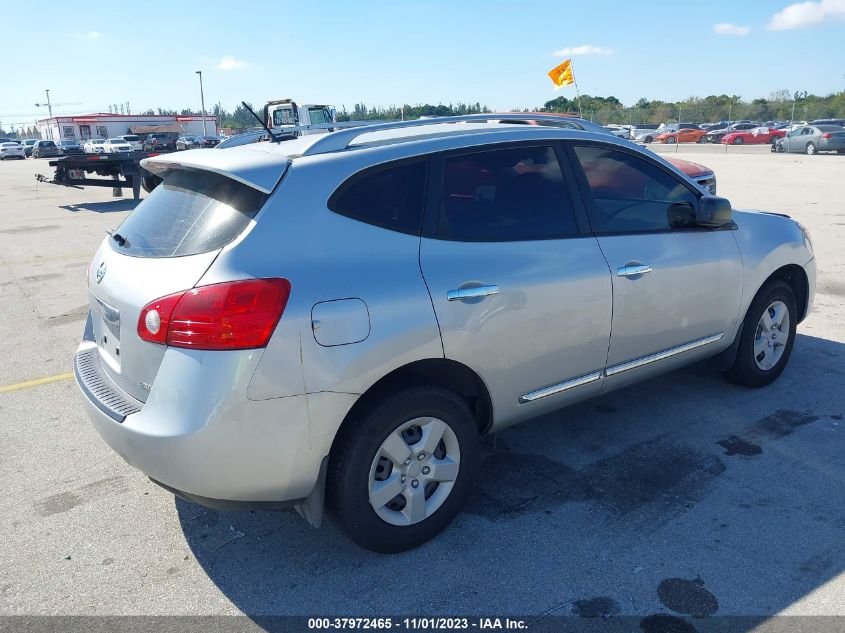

{"left": 107, "top": 229, "right": 129, "bottom": 247}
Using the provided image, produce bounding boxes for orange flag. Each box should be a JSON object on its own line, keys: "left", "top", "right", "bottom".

{"left": 548, "top": 59, "right": 575, "bottom": 88}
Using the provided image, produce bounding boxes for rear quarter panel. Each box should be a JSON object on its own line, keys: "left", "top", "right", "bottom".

{"left": 198, "top": 153, "right": 444, "bottom": 452}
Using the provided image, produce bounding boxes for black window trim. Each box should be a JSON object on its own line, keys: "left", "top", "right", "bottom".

{"left": 421, "top": 139, "right": 593, "bottom": 243}
{"left": 560, "top": 139, "right": 734, "bottom": 237}
{"left": 327, "top": 156, "right": 430, "bottom": 237}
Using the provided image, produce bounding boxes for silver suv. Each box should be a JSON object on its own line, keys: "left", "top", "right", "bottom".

{"left": 75, "top": 115, "right": 816, "bottom": 552}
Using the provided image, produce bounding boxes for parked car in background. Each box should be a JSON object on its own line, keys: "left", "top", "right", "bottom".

{"left": 703, "top": 122, "right": 759, "bottom": 143}
{"left": 810, "top": 118, "right": 845, "bottom": 127}
{"left": 603, "top": 126, "right": 629, "bottom": 139}
{"left": 176, "top": 136, "right": 199, "bottom": 151}
{"left": 84, "top": 139, "right": 107, "bottom": 154}
{"left": 775, "top": 124, "right": 845, "bottom": 155}
{"left": 632, "top": 124, "right": 661, "bottom": 143}
{"left": 118, "top": 135, "right": 143, "bottom": 151}
{"left": 656, "top": 128, "right": 708, "bottom": 144}
{"left": 20, "top": 139, "right": 38, "bottom": 156}
{"left": 668, "top": 157, "right": 718, "bottom": 194}
{"left": 720, "top": 127, "right": 786, "bottom": 145}
{"left": 31, "top": 140, "right": 61, "bottom": 158}
{"left": 104, "top": 138, "right": 133, "bottom": 154}
{"left": 658, "top": 122, "right": 702, "bottom": 133}
{"left": 194, "top": 135, "right": 222, "bottom": 148}
{"left": 56, "top": 139, "right": 85, "bottom": 155}
{"left": 143, "top": 133, "right": 176, "bottom": 151}
{"left": 0, "top": 142, "right": 26, "bottom": 160}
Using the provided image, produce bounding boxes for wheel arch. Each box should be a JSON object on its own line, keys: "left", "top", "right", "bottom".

{"left": 332, "top": 358, "right": 494, "bottom": 446}
{"left": 711, "top": 263, "right": 809, "bottom": 371}
{"left": 764, "top": 264, "right": 809, "bottom": 323}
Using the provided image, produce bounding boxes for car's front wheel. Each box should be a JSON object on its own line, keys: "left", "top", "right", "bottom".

{"left": 329, "top": 386, "right": 480, "bottom": 553}
{"left": 733, "top": 137, "right": 744, "bottom": 145}
{"left": 665, "top": 136, "right": 676, "bottom": 144}
{"left": 724, "top": 280, "right": 797, "bottom": 388}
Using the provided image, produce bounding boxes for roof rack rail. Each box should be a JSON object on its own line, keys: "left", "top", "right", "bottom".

{"left": 300, "top": 113, "right": 601, "bottom": 157}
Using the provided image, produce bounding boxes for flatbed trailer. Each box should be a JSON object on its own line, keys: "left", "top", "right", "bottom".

{"left": 37, "top": 151, "right": 167, "bottom": 200}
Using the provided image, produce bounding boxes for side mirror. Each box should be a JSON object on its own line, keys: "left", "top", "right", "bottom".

{"left": 696, "top": 195, "right": 733, "bottom": 227}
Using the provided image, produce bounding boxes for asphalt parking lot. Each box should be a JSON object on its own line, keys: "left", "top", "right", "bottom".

{"left": 1, "top": 147, "right": 844, "bottom": 627}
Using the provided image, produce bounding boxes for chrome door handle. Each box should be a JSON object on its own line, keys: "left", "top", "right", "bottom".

{"left": 617, "top": 265, "right": 653, "bottom": 277}
{"left": 447, "top": 285, "right": 500, "bottom": 301}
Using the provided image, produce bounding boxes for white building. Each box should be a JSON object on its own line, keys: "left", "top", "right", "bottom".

{"left": 35, "top": 113, "right": 217, "bottom": 141}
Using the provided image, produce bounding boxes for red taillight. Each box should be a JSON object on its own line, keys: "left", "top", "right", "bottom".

{"left": 137, "top": 279, "right": 291, "bottom": 350}
{"left": 822, "top": 133, "right": 832, "bottom": 139}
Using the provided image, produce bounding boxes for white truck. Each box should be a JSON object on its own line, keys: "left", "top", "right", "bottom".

{"left": 263, "top": 99, "right": 337, "bottom": 134}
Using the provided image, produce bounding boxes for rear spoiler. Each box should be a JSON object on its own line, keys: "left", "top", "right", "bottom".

{"left": 141, "top": 149, "right": 290, "bottom": 194}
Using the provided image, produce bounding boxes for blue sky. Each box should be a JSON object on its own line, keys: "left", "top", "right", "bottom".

{"left": 2, "top": 0, "right": 844, "bottom": 128}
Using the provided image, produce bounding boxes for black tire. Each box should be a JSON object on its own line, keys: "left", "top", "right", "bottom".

{"left": 666, "top": 136, "right": 676, "bottom": 144}
{"left": 328, "top": 386, "right": 480, "bottom": 553}
{"left": 732, "top": 137, "right": 744, "bottom": 145}
{"left": 723, "top": 280, "right": 797, "bottom": 388}
{"left": 806, "top": 142, "right": 816, "bottom": 155}
{"left": 643, "top": 136, "right": 653, "bottom": 144}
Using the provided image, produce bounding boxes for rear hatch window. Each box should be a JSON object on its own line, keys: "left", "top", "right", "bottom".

{"left": 111, "top": 169, "right": 268, "bottom": 258}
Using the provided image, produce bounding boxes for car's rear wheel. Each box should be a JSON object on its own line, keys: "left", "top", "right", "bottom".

{"left": 733, "top": 137, "right": 744, "bottom": 145}
{"left": 698, "top": 136, "right": 708, "bottom": 143}
{"left": 723, "top": 280, "right": 797, "bottom": 388}
{"left": 329, "top": 386, "right": 480, "bottom": 553}
{"left": 806, "top": 142, "right": 816, "bottom": 155}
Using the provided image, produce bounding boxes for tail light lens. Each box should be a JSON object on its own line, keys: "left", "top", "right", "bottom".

{"left": 137, "top": 278, "right": 291, "bottom": 350}
{"left": 821, "top": 133, "right": 832, "bottom": 139}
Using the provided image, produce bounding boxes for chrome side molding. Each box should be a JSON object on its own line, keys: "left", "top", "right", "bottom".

{"left": 518, "top": 371, "right": 602, "bottom": 403}
{"left": 519, "top": 333, "right": 724, "bottom": 404}
{"left": 605, "top": 333, "right": 724, "bottom": 377}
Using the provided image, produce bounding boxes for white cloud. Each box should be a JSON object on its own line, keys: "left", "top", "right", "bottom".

{"left": 84, "top": 31, "right": 103, "bottom": 39}
{"left": 713, "top": 22, "right": 751, "bottom": 35}
{"left": 552, "top": 45, "right": 614, "bottom": 57}
{"left": 215, "top": 56, "right": 250, "bottom": 71}
{"left": 768, "top": 0, "right": 845, "bottom": 30}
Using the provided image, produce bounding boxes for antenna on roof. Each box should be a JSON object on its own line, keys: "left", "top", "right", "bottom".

{"left": 241, "top": 101, "right": 294, "bottom": 143}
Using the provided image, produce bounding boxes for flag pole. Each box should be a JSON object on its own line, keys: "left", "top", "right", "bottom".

{"left": 572, "top": 60, "right": 584, "bottom": 118}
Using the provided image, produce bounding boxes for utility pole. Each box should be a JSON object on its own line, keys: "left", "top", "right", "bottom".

{"left": 196, "top": 71, "right": 207, "bottom": 136}
{"left": 45, "top": 89, "right": 53, "bottom": 117}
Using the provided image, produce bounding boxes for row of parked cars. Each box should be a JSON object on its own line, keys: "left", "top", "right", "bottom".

{"left": 1, "top": 133, "right": 226, "bottom": 161}
{"left": 605, "top": 118, "right": 845, "bottom": 152}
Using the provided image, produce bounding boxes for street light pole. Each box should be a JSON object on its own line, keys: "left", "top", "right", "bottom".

{"left": 45, "top": 89, "right": 53, "bottom": 118}
{"left": 196, "top": 71, "right": 207, "bottom": 136}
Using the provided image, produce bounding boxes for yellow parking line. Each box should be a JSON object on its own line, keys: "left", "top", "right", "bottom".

{"left": 0, "top": 372, "right": 74, "bottom": 393}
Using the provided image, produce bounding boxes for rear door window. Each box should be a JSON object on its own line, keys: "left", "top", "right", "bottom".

{"left": 110, "top": 169, "right": 268, "bottom": 258}
{"left": 436, "top": 145, "right": 578, "bottom": 241}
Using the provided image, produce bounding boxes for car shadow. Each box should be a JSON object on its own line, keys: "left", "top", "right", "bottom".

{"left": 59, "top": 199, "right": 139, "bottom": 213}
{"left": 176, "top": 332, "right": 845, "bottom": 623}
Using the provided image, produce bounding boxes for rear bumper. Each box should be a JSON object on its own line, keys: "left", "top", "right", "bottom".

{"left": 74, "top": 339, "right": 338, "bottom": 504}
{"left": 820, "top": 140, "right": 845, "bottom": 152}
